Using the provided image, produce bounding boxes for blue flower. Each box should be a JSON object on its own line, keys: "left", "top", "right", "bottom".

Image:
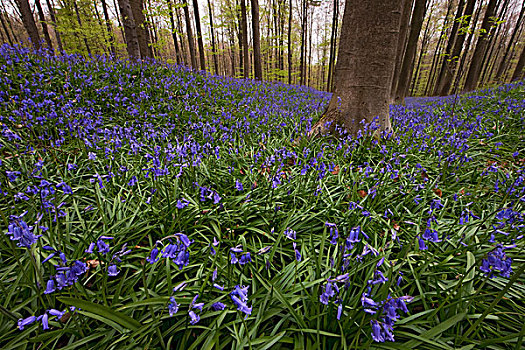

{"left": 176, "top": 198, "right": 189, "bottom": 209}
{"left": 108, "top": 265, "right": 119, "bottom": 276}
{"left": 212, "top": 302, "right": 226, "bottom": 311}
{"left": 189, "top": 310, "right": 200, "bottom": 324}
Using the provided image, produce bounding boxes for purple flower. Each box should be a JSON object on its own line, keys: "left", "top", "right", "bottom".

{"left": 44, "top": 279, "right": 55, "bottom": 294}
{"left": 212, "top": 302, "right": 226, "bottom": 311}
{"left": 147, "top": 247, "right": 160, "bottom": 264}
{"left": 168, "top": 297, "right": 179, "bottom": 316}
{"left": 284, "top": 228, "right": 296, "bottom": 240}
{"left": 235, "top": 179, "right": 243, "bottom": 191}
{"left": 371, "top": 320, "right": 384, "bottom": 342}
{"left": 176, "top": 198, "right": 189, "bottom": 209}
{"left": 18, "top": 316, "right": 36, "bottom": 330}
{"left": 7, "top": 217, "right": 41, "bottom": 248}
{"left": 108, "top": 265, "right": 119, "bottom": 276}
{"left": 189, "top": 310, "right": 200, "bottom": 324}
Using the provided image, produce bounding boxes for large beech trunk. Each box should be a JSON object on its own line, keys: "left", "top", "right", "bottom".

{"left": 16, "top": 0, "right": 41, "bottom": 49}
{"left": 117, "top": 0, "right": 141, "bottom": 58}
{"left": 310, "top": 0, "right": 403, "bottom": 138}
{"left": 129, "top": 0, "right": 151, "bottom": 58}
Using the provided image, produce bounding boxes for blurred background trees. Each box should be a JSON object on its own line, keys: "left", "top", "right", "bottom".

{"left": 2, "top": 0, "right": 525, "bottom": 100}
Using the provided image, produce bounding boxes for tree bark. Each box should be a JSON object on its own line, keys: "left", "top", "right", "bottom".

{"left": 495, "top": 2, "right": 525, "bottom": 82}
{"left": 167, "top": 0, "right": 181, "bottom": 64}
{"left": 45, "top": 0, "right": 63, "bottom": 52}
{"left": 34, "top": 0, "right": 53, "bottom": 51}
{"left": 251, "top": 0, "right": 262, "bottom": 79}
{"left": 182, "top": 0, "right": 197, "bottom": 68}
{"left": 310, "top": 0, "right": 403, "bottom": 137}
{"left": 16, "top": 0, "right": 41, "bottom": 49}
{"left": 326, "top": 0, "right": 339, "bottom": 92}
{"left": 0, "top": 11, "right": 14, "bottom": 46}
{"left": 72, "top": 0, "right": 92, "bottom": 55}
{"left": 129, "top": 0, "right": 151, "bottom": 58}
{"left": 435, "top": 0, "right": 475, "bottom": 96}
{"left": 391, "top": 0, "right": 413, "bottom": 100}
{"left": 463, "top": 0, "right": 498, "bottom": 92}
{"left": 117, "top": 0, "right": 141, "bottom": 58}
{"left": 100, "top": 0, "right": 116, "bottom": 55}
{"left": 511, "top": 43, "right": 525, "bottom": 81}
{"left": 433, "top": 0, "right": 466, "bottom": 95}
{"left": 393, "top": 0, "right": 427, "bottom": 104}
{"left": 299, "top": 0, "right": 307, "bottom": 85}
{"left": 287, "top": 0, "right": 292, "bottom": 84}
{"left": 240, "top": 0, "right": 250, "bottom": 78}
{"left": 192, "top": 0, "right": 206, "bottom": 70}
{"left": 207, "top": 0, "right": 219, "bottom": 74}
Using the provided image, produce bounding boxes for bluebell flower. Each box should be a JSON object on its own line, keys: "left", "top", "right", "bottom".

{"left": 239, "top": 252, "right": 252, "bottom": 265}
{"left": 108, "top": 265, "right": 119, "bottom": 276}
{"left": 418, "top": 237, "right": 428, "bottom": 250}
{"left": 88, "top": 152, "right": 96, "bottom": 160}
{"left": 147, "top": 247, "right": 160, "bottom": 264}
{"left": 235, "top": 179, "right": 243, "bottom": 191}
{"left": 44, "top": 279, "right": 55, "bottom": 294}
{"left": 189, "top": 310, "right": 200, "bottom": 324}
{"left": 212, "top": 302, "right": 226, "bottom": 311}
{"left": 7, "top": 216, "right": 41, "bottom": 248}
{"left": 6, "top": 171, "right": 21, "bottom": 182}
{"left": 18, "top": 316, "right": 36, "bottom": 330}
{"left": 284, "top": 228, "right": 296, "bottom": 240}
{"left": 176, "top": 198, "right": 189, "bottom": 209}
{"left": 325, "top": 223, "right": 338, "bottom": 245}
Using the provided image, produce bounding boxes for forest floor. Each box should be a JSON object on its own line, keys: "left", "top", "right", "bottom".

{"left": 1, "top": 45, "right": 524, "bottom": 349}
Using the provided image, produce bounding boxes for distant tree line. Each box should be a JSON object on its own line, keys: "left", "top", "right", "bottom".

{"left": 1, "top": 0, "right": 524, "bottom": 98}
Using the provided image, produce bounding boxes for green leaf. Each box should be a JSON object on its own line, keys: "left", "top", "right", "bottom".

{"left": 58, "top": 297, "right": 141, "bottom": 331}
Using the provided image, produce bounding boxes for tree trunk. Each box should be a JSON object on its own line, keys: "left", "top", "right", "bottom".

{"left": 117, "top": 0, "right": 141, "bottom": 58}
{"left": 435, "top": 0, "right": 475, "bottom": 96}
{"left": 112, "top": 0, "right": 126, "bottom": 44}
{"left": 45, "top": 0, "right": 63, "bottom": 52}
{"left": 433, "top": 0, "right": 466, "bottom": 95}
{"left": 34, "top": 0, "right": 53, "bottom": 51}
{"left": 310, "top": 0, "right": 403, "bottom": 137}
{"left": 16, "top": 0, "right": 41, "bottom": 49}
{"left": 463, "top": 0, "right": 498, "bottom": 92}
{"left": 167, "top": 0, "right": 181, "bottom": 64}
{"left": 207, "top": 0, "right": 219, "bottom": 74}
{"left": 0, "top": 11, "right": 14, "bottom": 46}
{"left": 411, "top": 0, "right": 435, "bottom": 96}
{"left": 130, "top": 0, "right": 151, "bottom": 58}
{"left": 182, "top": 0, "right": 197, "bottom": 68}
{"left": 100, "top": 0, "right": 116, "bottom": 55}
{"left": 73, "top": 0, "right": 92, "bottom": 55}
{"left": 393, "top": 0, "right": 427, "bottom": 104}
{"left": 326, "top": 0, "right": 339, "bottom": 92}
{"left": 251, "top": 0, "right": 262, "bottom": 79}
{"left": 391, "top": 0, "right": 413, "bottom": 100}
{"left": 299, "top": 0, "right": 307, "bottom": 85}
{"left": 192, "top": 0, "right": 206, "bottom": 70}
{"left": 495, "top": 2, "right": 525, "bottom": 82}
{"left": 424, "top": 0, "right": 453, "bottom": 96}
{"left": 240, "top": 0, "right": 250, "bottom": 78}
{"left": 511, "top": 43, "right": 525, "bottom": 81}
{"left": 287, "top": 0, "right": 292, "bottom": 84}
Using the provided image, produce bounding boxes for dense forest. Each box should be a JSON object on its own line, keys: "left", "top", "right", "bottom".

{"left": 2, "top": 0, "right": 524, "bottom": 97}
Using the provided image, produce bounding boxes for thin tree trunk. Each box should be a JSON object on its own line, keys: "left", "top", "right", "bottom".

{"left": 239, "top": 0, "right": 249, "bottom": 78}
{"left": 411, "top": 0, "right": 435, "bottom": 96}
{"left": 299, "top": 0, "right": 307, "bottom": 85}
{"left": 16, "top": 0, "right": 41, "bottom": 49}
{"left": 287, "top": 0, "right": 292, "bottom": 84}
{"left": 207, "top": 0, "right": 219, "bottom": 74}
{"left": 93, "top": 0, "right": 111, "bottom": 55}
{"left": 424, "top": 0, "right": 453, "bottom": 96}
{"left": 99, "top": 0, "right": 115, "bottom": 55}
{"left": 34, "top": 0, "right": 53, "bottom": 50}
{"left": 73, "top": 0, "right": 92, "bottom": 55}
{"left": 112, "top": 0, "right": 126, "bottom": 44}
{"left": 394, "top": 0, "right": 427, "bottom": 104}
{"left": 326, "top": 0, "right": 338, "bottom": 92}
{"left": 174, "top": 3, "right": 187, "bottom": 63}
{"left": 311, "top": 0, "right": 403, "bottom": 137}
{"left": 192, "top": 0, "right": 206, "bottom": 70}
{"left": 182, "top": 0, "right": 197, "bottom": 68}
{"left": 495, "top": 2, "right": 525, "bottom": 82}
{"left": 391, "top": 0, "right": 413, "bottom": 100}
{"left": 251, "top": 0, "right": 262, "bottom": 79}
{"left": 433, "top": 0, "right": 466, "bottom": 95}
{"left": 167, "top": 0, "right": 181, "bottom": 64}
{"left": 435, "top": 0, "right": 475, "bottom": 96}
{"left": 463, "top": 0, "right": 498, "bottom": 92}
{"left": 117, "top": 0, "right": 141, "bottom": 58}
{"left": 0, "top": 11, "right": 14, "bottom": 46}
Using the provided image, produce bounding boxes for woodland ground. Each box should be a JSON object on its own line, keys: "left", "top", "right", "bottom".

{"left": 0, "top": 45, "right": 524, "bottom": 349}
